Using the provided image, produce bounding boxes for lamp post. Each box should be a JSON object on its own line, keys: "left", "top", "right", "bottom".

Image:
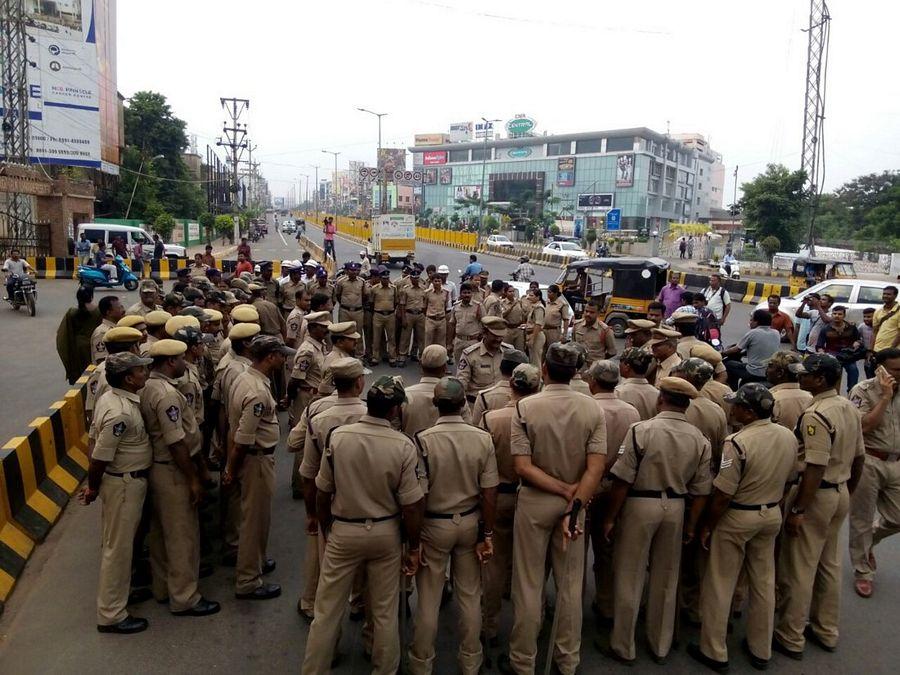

{"left": 356, "top": 107, "right": 388, "bottom": 213}
{"left": 322, "top": 150, "right": 341, "bottom": 220}
{"left": 477, "top": 118, "right": 501, "bottom": 246}
{"left": 298, "top": 173, "right": 309, "bottom": 212}
{"left": 307, "top": 164, "right": 321, "bottom": 222}
{"left": 125, "top": 154, "right": 164, "bottom": 219}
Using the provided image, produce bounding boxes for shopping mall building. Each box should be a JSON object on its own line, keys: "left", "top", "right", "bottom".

{"left": 408, "top": 123, "right": 724, "bottom": 234}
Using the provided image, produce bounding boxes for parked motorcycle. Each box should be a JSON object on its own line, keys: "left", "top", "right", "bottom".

{"left": 77, "top": 256, "right": 140, "bottom": 291}
{"left": 5, "top": 274, "right": 37, "bottom": 316}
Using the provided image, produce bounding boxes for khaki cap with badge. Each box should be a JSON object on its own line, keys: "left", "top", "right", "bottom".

{"left": 305, "top": 310, "right": 332, "bottom": 326}
{"left": 204, "top": 308, "right": 224, "bottom": 323}
{"left": 510, "top": 363, "right": 541, "bottom": 390}
{"left": 625, "top": 319, "right": 656, "bottom": 334}
{"left": 330, "top": 357, "right": 365, "bottom": 379}
{"left": 231, "top": 305, "right": 259, "bottom": 323}
{"left": 148, "top": 339, "right": 188, "bottom": 358}
{"left": 725, "top": 382, "right": 775, "bottom": 416}
{"left": 145, "top": 310, "right": 172, "bottom": 327}
{"left": 328, "top": 321, "right": 361, "bottom": 339}
{"left": 103, "top": 326, "right": 143, "bottom": 344}
{"left": 105, "top": 351, "right": 152, "bottom": 374}
{"left": 165, "top": 315, "right": 200, "bottom": 336}
{"left": 481, "top": 315, "right": 507, "bottom": 337}
{"left": 671, "top": 311, "right": 699, "bottom": 324}
{"left": 657, "top": 376, "right": 699, "bottom": 399}
{"left": 586, "top": 359, "right": 620, "bottom": 385}
{"left": 229, "top": 322, "right": 261, "bottom": 340}
{"left": 420, "top": 344, "right": 448, "bottom": 368}
{"left": 433, "top": 377, "right": 467, "bottom": 405}
{"left": 117, "top": 315, "right": 147, "bottom": 329}
{"left": 649, "top": 326, "right": 681, "bottom": 342}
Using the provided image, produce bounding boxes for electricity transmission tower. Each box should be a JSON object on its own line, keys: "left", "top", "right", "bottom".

{"left": 217, "top": 98, "right": 249, "bottom": 242}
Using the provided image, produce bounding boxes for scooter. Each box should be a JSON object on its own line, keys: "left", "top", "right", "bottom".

{"left": 5, "top": 274, "right": 37, "bottom": 316}
{"left": 77, "top": 256, "right": 140, "bottom": 291}
{"left": 718, "top": 259, "right": 741, "bottom": 280}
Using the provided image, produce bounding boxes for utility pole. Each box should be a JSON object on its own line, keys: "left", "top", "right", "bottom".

{"left": 322, "top": 149, "right": 341, "bottom": 220}
{"left": 478, "top": 117, "right": 501, "bottom": 247}
{"left": 309, "top": 165, "right": 321, "bottom": 221}
{"left": 729, "top": 164, "right": 738, "bottom": 247}
{"left": 217, "top": 97, "right": 249, "bottom": 243}
{"left": 357, "top": 108, "right": 388, "bottom": 213}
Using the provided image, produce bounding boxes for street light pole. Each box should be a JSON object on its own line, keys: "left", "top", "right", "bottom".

{"left": 356, "top": 107, "right": 388, "bottom": 213}
{"left": 125, "top": 154, "right": 164, "bottom": 219}
{"left": 478, "top": 118, "right": 501, "bottom": 246}
{"left": 322, "top": 150, "right": 341, "bottom": 220}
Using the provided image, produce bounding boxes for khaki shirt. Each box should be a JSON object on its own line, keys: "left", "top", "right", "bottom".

{"left": 686, "top": 396, "right": 728, "bottom": 467}
{"left": 212, "top": 353, "right": 250, "bottom": 411}
{"left": 570, "top": 376, "right": 591, "bottom": 396}
{"left": 592, "top": 392, "right": 641, "bottom": 457}
{"left": 544, "top": 297, "right": 570, "bottom": 330}
{"left": 424, "top": 288, "right": 450, "bottom": 317}
{"left": 457, "top": 342, "right": 502, "bottom": 396}
{"left": 300, "top": 398, "right": 367, "bottom": 480}
{"left": 318, "top": 346, "right": 355, "bottom": 396}
{"left": 482, "top": 294, "right": 504, "bottom": 318}
{"left": 677, "top": 336, "right": 728, "bottom": 379}
{"left": 797, "top": 390, "right": 865, "bottom": 484}
{"left": 525, "top": 302, "right": 545, "bottom": 330}
{"left": 125, "top": 301, "right": 160, "bottom": 317}
{"left": 307, "top": 280, "right": 336, "bottom": 304}
{"left": 415, "top": 416, "right": 498, "bottom": 513}
{"left": 291, "top": 335, "right": 327, "bottom": 386}
{"left": 90, "top": 388, "right": 152, "bottom": 473}
{"left": 850, "top": 378, "right": 900, "bottom": 454}
{"left": 472, "top": 380, "right": 511, "bottom": 425}
{"left": 259, "top": 277, "right": 283, "bottom": 307}
{"left": 85, "top": 361, "right": 109, "bottom": 416}
{"left": 207, "top": 333, "right": 226, "bottom": 368}
{"left": 573, "top": 319, "right": 616, "bottom": 363}
{"left": 231, "top": 367, "right": 280, "bottom": 449}
{"left": 335, "top": 276, "right": 367, "bottom": 309}
{"left": 504, "top": 298, "right": 526, "bottom": 327}
{"left": 510, "top": 384, "right": 607, "bottom": 484}
{"left": 90, "top": 319, "right": 116, "bottom": 364}
{"left": 655, "top": 353, "right": 681, "bottom": 382}
{"left": 615, "top": 378, "right": 659, "bottom": 421}
{"left": 180, "top": 362, "right": 205, "bottom": 427}
{"left": 286, "top": 307, "right": 307, "bottom": 345}
{"left": 401, "top": 377, "right": 472, "bottom": 437}
{"left": 287, "top": 393, "right": 337, "bottom": 453}
{"left": 399, "top": 283, "right": 426, "bottom": 312}
{"left": 371, "top": 283, "right": 398, "bottom": 312}
{"left": 610, "top": 411, "right": 712, "bottom": 495}
{"left": 714, "top": 419, "right": 797, "bottom": 504}
{"left": 481, "top": 404, "right": 518, "bottom": 485}
{"left": 450, "top": 301, "right": 483, "bottom": 339}
{"left": 140, "top": 371, "right": 200, "bottom": 461}
{"left": 700, "top": 380, "right": 733, "bottom": 422}
{"left": 252, "top": 298, "right": 286, "bottom": 336}
{"left": 770, "top": 383, "right": 813, "bottom": 433}
{"left": 316, "top": 416, "right": 424, "bottom": 518}
{"left": 280, "top": 279, "right": 306, "bottom": 312}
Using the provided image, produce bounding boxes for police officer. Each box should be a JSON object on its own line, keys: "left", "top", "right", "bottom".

{"left": 424, "top": 274, "right": 451, "bottom": 351}
{"left": 302, "top": 377, "right": 425, "bottom": 675}
{"left": 126, "top": 280, "right": 162, "bottom": 317}
{"left": 117, "top": 314, "right": 149, "bottom": 342}
{"left": 285, "top": 289, "right": 310, "bottom": 349}
{"left": 503, "top": 343, "right": 607, "bottom": 675}
{"left": 85, "top": 327, "right": 145, "bottom": 424}
{"left": 225, "top": 336, "right": 295, "bottom": 600}
{"left": 457, "top": 316, "right": 505, "bottom": 402}
{"left": 249, "top": 283, "right": 286, "bottom": 338}
{"left": 409, "top": 377, "right": 498, "bottom": 674}
{"left": 140, "top": 339, "right": 220, "bottom": 617}
{"left": 602, "top": 377, "right": 712, "bottom": 665}
{"left": 256, "top": 260, "right": 284, "bottom": 308}
{"left": 615, "top": 347, "right": 659, "bottom": 420}
{"left": 92, "top": 296, "right": 126, "bottom": 364}
{"left": 766, "top": 351, "right": 814, "bottom": 432}
{"left": 502, "top": 284, "right": 527, "bottom": 352}
{"left": 624, "top": 318, "right": 655, "bottom": 351}
{"left": 335, "top": 261, "right": 367, "bottom": 357}
{"left": 287, "top": 310, "right": 331, "bottom": 426}
{"left": 542, "top": 284, "right": 570, "bottom": 349}
{"left": 217, "top": 304, "right": 260, "bottom": 369}
{"left": 573, "top": 300, "right": 617, "bottom": 366}
{"left": 471, "top": 349, "right": 529, "bottom": 425}
{"left": 482, "top": 279, "right": 506, "bottom": 317}
{"left": 142, "top": 310, "right": 172, "bottom": 355}
{"left": 362, "top": 270, "right": 380, "bottom": 362}
{"left": 280, "top": 265, "right": 306, "bottom": 318}
{"left": 480, "top": 363, "right": 541, "bottom": 652}
{"left": 449, "top": 282, "right": 484, "bottom": 366}
{"left": 674, "top": 312, "right": 729, "bottom": 383}
{"left": 398, "top": 266, "right": 427, "bottom": 366}
{"left": 370, "top": 267, "right": 399, "bottom": 367}
{"left": 81, "top": 351, "right": 154, "bottom": 634}
{"left": 318, "top": 321, "right": 361, "bottom": 396}
{"left": 648, "top": 327, "right": 682, "bottom": 382}
{"left": 774, "top": 354, "right": 865, "bottom": 657}
{"left": 688, "top": 383, "right": 797, "bottom": 672}
{"left": 690, "top": 343, "right": 734, "bottom": 421}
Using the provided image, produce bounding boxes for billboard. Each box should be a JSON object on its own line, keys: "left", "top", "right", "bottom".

{"left": 423, "top": 168, "right": 437, "bottom": 185}
{"left": 449, "top": 122, "right": 472, "bottom": 143}
{"left": 439, "top": 167, "right": 453, "bottom": 185}
{"left": 556, "top": 157, "right": 576, "bottom": 187}
{"left": 414, "top": 133, "right": 447, "bottom": 146}
{"left": 378, "top": 148, "right": 407, "bottom": 175}
{"left": 474, "top": 120, "right": 494, "bottom": 140}
{"left": 454, "top": 185, "right": 482, "bottom": 200}
{"left": 577, "top": 193, "right": 614, "bottom": 210}
{"left": 616, "top": 153, "right": 635, "bottom": 187}
{"left": 423, "top": 150, "right": 448, "bottom": 166}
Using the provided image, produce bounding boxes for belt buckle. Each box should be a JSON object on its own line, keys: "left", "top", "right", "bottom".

{"left": 452, "top": 513, "right": 461, "bottom": 525}
{"left": 364, "top": 518, "right": 373, "bottom": 531}
{"left": 660, "top": 492, "right": 669, "bottom": 510}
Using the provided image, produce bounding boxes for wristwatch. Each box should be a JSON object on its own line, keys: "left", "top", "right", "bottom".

{"left": 790, "top": 505, "right": 806, "bottom": 515}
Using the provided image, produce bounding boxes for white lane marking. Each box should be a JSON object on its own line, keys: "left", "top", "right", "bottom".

{"left": 278, "top": 229, "right": 288, "bottom": 247}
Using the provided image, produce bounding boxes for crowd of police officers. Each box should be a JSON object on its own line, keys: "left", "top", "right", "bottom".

{"left": 78, "top": 253, "right": 900, "bottom": 675}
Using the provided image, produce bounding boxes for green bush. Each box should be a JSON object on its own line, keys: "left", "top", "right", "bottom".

{"left": 153, "top": 212, "right": 176, "bottom": 241}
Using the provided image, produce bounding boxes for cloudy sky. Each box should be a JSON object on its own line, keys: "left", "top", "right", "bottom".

{"left": 118, "top": 0, "right": 898, "bottom": 203}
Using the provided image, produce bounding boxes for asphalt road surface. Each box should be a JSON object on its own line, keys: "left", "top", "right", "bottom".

{"left": 1, "top": 233, "right": 897, "bottom": 673}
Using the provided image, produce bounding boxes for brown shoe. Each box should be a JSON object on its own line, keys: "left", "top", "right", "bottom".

{"left": 854, "top": 578, "right": 873, "bottom": 598}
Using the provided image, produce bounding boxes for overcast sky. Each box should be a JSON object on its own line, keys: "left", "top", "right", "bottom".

{"left": 118, "top": 0, "right": 898, "bottom": 203}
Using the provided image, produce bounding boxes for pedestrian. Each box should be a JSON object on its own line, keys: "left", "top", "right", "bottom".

{"left": 76, "top": 233, "right": 92, "bottom": 265}
{"left": 689, "top": 383, "right": 797, "bottom": 672}
{"left": 335, "top": 261, "right": 368, "bottom": 358}
{"left": 679, "top": 237, "right": 687, "bottom": 259}
{"left": 83, "top": 327, "right": 145, "bottom": 424}
{"left": 91, "top": 295, "right": 126, "bottom": 364}
{"left": 657, "top": 273, "right": 685, "bottom": 319}
{"left": 398, "top": 267, "right": 427, "bottom": 366}
{"left": 471, "top": 349, "right": 529, "bottom": 425}
{"left": 457, "top": 316, "right": 505, "bottom": 403}
{"left": 860, "top": 308, "right": 877, "bottom": 379}
{"left": 237, "top": 236, "right": 251, "bottom": 260}
{"left": 722, "top": 309, "right": 781, "bottom": 389}
{"left": 370, "top": 267, "right": 399, "bottom": 367}
{"left": 767, "top": 294, "right": 796, "bottom": 346}
{"left": 702, "top": 274, "right": 732, "bottom": 326}
{"left": 449, "top": 282, "right": 484, "bottom": 366}
{"left": 56, "top": 286, "right": 101, "bottom": 384}
{"left": 774, "top": 354, "right": 866, "bottom": 658}
{"left": 152, "top": 234, "right": 165, "bottom": 260}
{"left": 847, "top": 348, "right": 900, "bottom": 598}
{"left": 408, "top": 377, "right": 498, "bottom": 674}
{"left": 235, "top": 252, "right": 253, "bottom": 277}
{"left": 816, "top": 304, "right": 863, "bottom": 391}
{"left": 501, "top": 343, "right": 607, "bottom": 674}
{"left": 523, "top": 288, "right": 546, "bottom": 368}
{"left": 201, "top": 244, "right": 216, "bottom": 269}
{"left": 796, "top": 292, "right": 833, "bottom": 354}
{"left": 602, "top": 377, "right": 712, "bottom": 665}
{"left": 513, "top": 256, "right": 535, "bottom": 283}
{"left": 871, "top": 285, "right": 899, "bottom": 352}
{"left": 322, "top": 216, "right": 336, "bottom": 259}
{"left": 423, "top": 274, "right": 451, "bottom": 352}
{"left": 79, "top": 351, "right": 154, "bottom": 634}
{"left": 765, "top": 351, "right": 813, "bottom": 432}
{"left": 301, "top": 376, "right": 425, "bottom": 675}
{"left": 615, "top": 347, "right": 659, "bottom": 420}
{"left": 687, "top": 235, "right": 695, "bottom": 259}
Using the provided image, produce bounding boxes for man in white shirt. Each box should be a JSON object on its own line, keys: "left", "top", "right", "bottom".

{"left": 437, "top": 264, "right": 458, "bottom": 304}
{"left": 3, "top": 248, "right": 34, "bottom": 300}
{"left": 702, "top": 274, "right": 731, "bottom": 326}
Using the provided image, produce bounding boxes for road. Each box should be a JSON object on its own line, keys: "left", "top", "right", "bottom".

{"left": 1, "top": 231, "right": 897, "bottom": 672}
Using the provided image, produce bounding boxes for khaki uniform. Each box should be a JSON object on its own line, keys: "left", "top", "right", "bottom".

{"left": 371, "top": 283, "right": 399, "bottom": 364}
{"left": 450, "top": 300, "right": 483, "bottom": 365}
{"left": 423, "top": 288, "right": 450, "bottom": 349}
{"left": 289, "top": 335, "right": 327, "bottom": 427}
{"left": 125, "top": 301, "right": 160, "bottom": 317}
{"left": 213, "top": 352, "right": 251, "bottom": 548}
{"left": 401, "top": 377, "right": 473, "bottom": 437}
{"left": 509, "top": 385, "right": 607, "bottom": 674}
{"left": 139, "top": 334, "right": 158, "bottom": 357}
{"left": 770, "top": 382, "right": 813, "bottom": 432}
{"left": 524, "top": 302, "right": 546, "bottom": 368}
{"left": 572, "top": 318, "right": 616, "bottom": 365}
{"left": 85, "top": 361, "right": 109, "bottom": 421}
{"left": 848, "top": 378, "right": 900, "bottom": 582}
{"left": 457, "top": 342, "right": 502, "bottom": 399}
{"left": 699, "top": 420, "right": 797, "bottom": 663}
{"left": 317, "top": 345, "right": 355, "bottom": 397}
{"left": 179, "top": 362, "right": 205, "bottom": 433}
{"left": 259, "top": 277, "right": 284, "bottom": 307}
{"left": 303, "top": 416, "right": 424, "bottom": 675}
{"left": 409, "top": 416, "right": 498, "bottom": 675}
{"left": 482, "top": 293, "right": 504, "bottom": 318}
{"left": 285, "top": 307, "right": 307, "bottom": 346}
{"left": 231, "top": 368, "right": 281, "bottom": 595}
{"left": 280, "top": 279, "right": 306, "bottom": 314}
{"left": 609, "top": 411, "right": 712, "bottom": 661}
{"left": 775, "top": 390, "right": 865, "bottom": 651}
{"left": 335, "top": 277, "right": 367, "bottom": 357}
{"left": 543, "top": 297, "right": 570, "bottom": 347}
{"left": 252, "top": 297, "right": 286, "bottom": 337}
{"left": 615, "top": 377, "right": 659, "bottom": 420}
{"left": 399, "top": 282, "right": 427, "bottom": 359}
{"left": 655, "top": 352, "right": 681, "bottom": 382}
{"left": 307, "top": 280, "right": 336, "bottom": 305}
{"left": 207, "top": 333, "right": 226, "bottom": 369}
{"left": 700, "top": 380, "right": 733, "bottom": 423}
{"left": 90, "top": 388, "right": 152, "bottom": 625}
{"left": 90, "top": 319, "right": 116, "bottom": 364}
{"left": 686, "top": 396, "right": 728, "bottom": 466}
{"left": 503, "top": 297, "right": 527, "bottom": 352}
{"left": 140, "top": 372, "right": 202, "bottom": 612}
{"left": 471, "top": 379, "right": 511, "bottom": 426}
{"left": 677, "top": 336, "right": 727, "bottom": 380}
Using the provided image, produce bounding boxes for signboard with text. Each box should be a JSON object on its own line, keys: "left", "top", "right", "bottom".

{"left": 577, "top": 193, "right": 614, "bottom": 210}
{"left": 423, "top": 150, "right": 448, "bottom": 165}
{"left": 449, "top": 122, "right": 473, "bottom": 143}
{"left": 556, "top": 157, "right": 576, "bottom": 187}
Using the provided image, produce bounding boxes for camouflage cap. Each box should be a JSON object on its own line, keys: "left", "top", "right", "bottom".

{"left": 620, "top": 346, "right": 654, "bottom": 370}
{"left": 725, "top": 382, "right": 775, "bottom": 416}
{"left": 433, "top": 377, "right": 466, "bottom": 405}
{"left": 568, "top": 341, "right": 588, "bottom": 369}
{"left": 162, "top": 292, "right": 186, "bottom": 308}
{"left": 766, "top": 350, "right": 803, "bottom": 370}
{"left": 586, "top": 359, "right": 620, "bottom": 385}
{"left": 248, "top": 335, "right": 296, "bottom": 359}
{"left": 172, "top": 325, "right": 215, "bottom": 346}
{"left": 105, "top": 351, "right": 152, "bottom": 374}
{"left": 500, "top": 348, "right": 529, "bottom": 367}
{"left": 180, "top": 306, "right": 210, "bottom": 322}
{"left": 545, "top": 342, "right": 581, "bottom": 368}
{"left": 367, "top": 375, "right": 406, "bottom": 404}
{"left": 672, "top": 357, "right": 714, "bottom": 386}
{"left": 788, "top": 353, "right": 842, "bottom": 378}
{"left": 510, "top": 363, "right": 541, "bottom": 392}
{"left": 230, "top": 278, "right": 250, "bottom": 292}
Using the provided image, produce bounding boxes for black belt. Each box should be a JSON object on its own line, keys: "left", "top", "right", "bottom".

{"left": 406, "top": 309, "right": 423, "bottom": 314}
{"left": 427, "top": 314, "right": 446, "bottom": 320}
{"left": 498, "top": 482, "right": 519, "bottom": 495}
{"left": 153, "top": 460, "right": 171, "bottom": 465}
{"left": 425, "top": 505, "right": 479, "bottom": 520}
{"left": 628, "top": 488, "right": 687, "bottom": 499}
{"left": 456, "top": 334, "right": 481, "bottom": 340}
{"left": 249, "top": 446, "right": 276, "bottom": 456}
{"left": 730, "top": 501, "right": 780, "bottom": 511}
{"left": 543, "top": 325, "right": 561, "bottom": 330}
{"left": 333, "top": 512, "right": 399, "bottom": 524}
{"left": 819, "top": 479, "right": 844, "bottom": 490}
{"left": 105, "top": 468, "right": 150, "bottom": 479}
{"left": 342, "top": 305, "right": 362, "bottom": 311}
{"left": 375, "top": 309, "right": 395, "bottom": 315}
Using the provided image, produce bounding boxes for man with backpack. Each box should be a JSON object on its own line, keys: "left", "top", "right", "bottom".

{"left": 702, "top": 274, "right": 731, "bottom": 326}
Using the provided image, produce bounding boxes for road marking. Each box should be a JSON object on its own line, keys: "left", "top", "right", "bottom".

{"left": 278, "top": 230, "right": 288, "bottom": 247}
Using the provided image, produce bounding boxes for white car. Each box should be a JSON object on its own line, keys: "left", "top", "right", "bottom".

{"left": 542, "top": 241, "right": 588, "bottom": 259}
{"left": 487, "top": 234, "right": 516, "bottom": 248}
{"left": 755, "top": 279, "right": 893, "bottom": 326}
{"left": 281, "top": 220, "right": 296, "bottom": 234}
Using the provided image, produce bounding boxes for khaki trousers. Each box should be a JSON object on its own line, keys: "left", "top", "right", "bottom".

{"left": 849, "top": 454, "right": 900, "bottom": 581}
{"left": 482, "top": 492, "right": 516, "bottom": 639}
{"left": 400, "top": 312, "right": 425, "bottom": 358}
{"left": 452, "top": 337, "right": 479, "bottom": 366}
{"left": 505, "top": 326, "right": 525, "bottom": 352}
{"left": 611, "top": 496, "right": 685, "bottom": 661}
{"left": 299, "top": 531, "right": 320, "bottom": 614}
{"left": 527, "top": 333, "right": 545, "bottom": 369}
{"left": 775, "top": 485, "right": 850, "bottom": 651}
{"left": 220, "top": 477, "right": 241, "bottom": 550}
{"left": 509, "top": 487, "right": 586, "bottom": 675}
{"left": 589, "top": 494, "right": 614, "bottom": 619}
{"left": 289, "top": 387, "right": 314, "bottom": 496}
{"left": 372, "top": 311, "right": 397, "bottom": 362}
{"left": 302, "top": 520, "right": 401, "bottom": 675}
{"left": 700, "top": 507, "right": 782, "bottom": 663}
{"left": 543, "top": 327, "right": 561, "bottom": 349}
{"left": 424, "top": 317, "right": 447, "bottom": 350}
{"left": 338, "top": 308, "right": 365, "bottom": 356}
{"left": 364, "top": 310, "right": 374, "bottom": 358}
{"left": 679, "top": 501, "right": 707, "bottom": 624}
{"left": 148, "top": 463, "right": 201, "bottom": 612}
{"left": 97, "top": 473, "right": 148, "bottom": 625}
{"left": 410, "top": 514, "right": 484, "bottom": 675}
{"left": 235, "top": 453, "right": 275, "bottom": 594}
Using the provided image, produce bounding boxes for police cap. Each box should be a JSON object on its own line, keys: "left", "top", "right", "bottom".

{"left": 481, "top": 316, "right": 507, "bottom": 337}
{"left": 510, "top": 363, "right": 541, "bottom": 392}
{"left": 144, "top": 310, "right": 172, "bottom": 327}
{"left": 331, "top": 357, "right": 365, "bottom": 379}
{"left": 420, "top": 344, "right": 448, "bottom": 368}
{"left": 229, "top": 323, "right": 261, "bottom": 340}
{"left": 249, "top": 335, "right": 296, "bottom": 359}
{"left": 586, "top": 359, "right": 620, "bottom": 385}
{"left": 657, "top": 376, "right": 699, "bottom": 399}
{"left": 367, "top": 375, "right": 406, "bottom": 405}
{"left": 103, "top": 326, "right": 143, "bottom": 344}
{"left": 117, "top": 315, "right": 146, "bottom": 329}
{"left": 544, "top": 342, "right": 581, "bottom": 368}
{"left": 148, "top": 339, "right": 187, "bottom": 358}
{"left": 788, "top": 353, "right": 842, "bottom": 378}
{"left": 725, "top": 382, "right": 775, "bottom": 416}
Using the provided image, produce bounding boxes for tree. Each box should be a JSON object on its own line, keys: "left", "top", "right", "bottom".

{"left": 198, "top": 212, "right": 215, "bottom": 242}
{"left": 482, "top": 214, "right": 500, "bottom": 234}
{"left": 738, "top": 164, "right": 807, "bottom": 253}
{"left": 759, "top": 235, "right": 781, "bottom": 269}
{"left": 153, "top": 212, "right": 176, "bottom": 241}
{"left": 214, "top": 215, "right": 234, "bottom": 242}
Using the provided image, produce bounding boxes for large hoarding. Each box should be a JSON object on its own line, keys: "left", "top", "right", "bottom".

{"left": 616, "top": 153, "right": 635, "bottom": 187}
{"left": 377, "top": 148, "right": 406, "bottom": 175}
{"left": 414, "top": 133, "right": 447, "bottom": 146}
{"left": 449, "top": 122, "right": 472, "bottom": 143}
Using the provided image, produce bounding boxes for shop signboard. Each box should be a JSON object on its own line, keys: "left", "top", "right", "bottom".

{"left": 449, "top": 122, "right": 473, "bottom": 143}
{"left": 577, "top": 193, "right": 614, "bottom": 210}
{"left": 557, "top": 157, "right": 576, "bottom": 187}
{"left": 505, "top": 115, "right": 536, "bottom": 137}
{"left": 423, "top": 151, "right": 448, "bottom": 165}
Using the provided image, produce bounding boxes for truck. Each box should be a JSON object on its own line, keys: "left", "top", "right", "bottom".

{"left": 367, "top": 214, "right": 416, "bottom": 267}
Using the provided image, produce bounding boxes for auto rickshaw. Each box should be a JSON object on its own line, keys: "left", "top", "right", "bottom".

{"left": 789, "top": 256, "right": 856, "bottom": 288}
{"left": 555, "top": 257, "right": 670, "bottom": 337}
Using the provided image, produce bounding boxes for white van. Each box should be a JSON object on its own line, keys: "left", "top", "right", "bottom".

{"left": 77, "top": 223, "right": 186, "bottom": 259}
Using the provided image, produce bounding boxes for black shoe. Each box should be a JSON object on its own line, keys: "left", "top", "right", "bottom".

{"left": 410, "top": 354, "right": 419, "bottom": 363}
{"left": 173, "top": 598, "right": 221, "bottom": 617}
{"left": 199, "top": 562, "right": 214, "bottom": 579}
{"left": 650, "top": 651, "right": 669, "bottom": 665}
{"left": 595, "top": 639, "right": 635, "bottom": 666}
{"left": 97, "top": 615, "right": 149, "bottom": 634}
{"left": 687, "top": 643, "right": 729, "bottom": 672}
{"left": 263, "top": 557, "right": 276, "bottom": 574}
{"left": 236, "top": 583, "right": 281, "bottom": 600}
{"left": 771, "top": 637, "right": 803, "bottom": 661}
{"left": 741, "top": 638, "right": 769, "bottom": 670}
{"left": 804, "top": 625, "right": 836, "bottom": 653}
{"left": 128, "top": 587, "right": 153, "bottom": 604}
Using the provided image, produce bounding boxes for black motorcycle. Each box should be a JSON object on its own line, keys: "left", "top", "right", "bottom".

{"left": 5, "top": 274, "right": 37, "bottom": 316}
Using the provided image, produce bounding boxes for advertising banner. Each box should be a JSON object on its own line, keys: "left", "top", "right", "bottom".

{"left": 414, "top": 133, "right": 447, "bottom": 146}
{"left": 616, "top": 153, "right": 635, "bottom": 187}
{"left": 378, "top": 148, "right": 407, "bottom": 174}
{"left": 449, "top": 122, "right": 473, "bottom": 143}
{"left": 577, "top": 193, "right": 614, "bottom": 210}
{"left": 423, "top": 150, "right": 448, "bottom": 166}
{"left": 454, "top": 185, "right": 482, "bottom": 200}
{"left": 439, "top": 168, "right": 453, "bottom": 185}
{"left": 474, "top": 120, "right": 494, "bottom": 140}
{"left": 556, "top": 157, "right": 576, "bottom": 187}
{"left": 423, "top": 168, "right": 437, "bottom": 185}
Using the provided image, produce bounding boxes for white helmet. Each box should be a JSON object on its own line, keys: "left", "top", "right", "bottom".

{"left": 281, "top": 259, "right": 295, "bottom": 270}
{"left": 253, "top": 264, "right": 261, "bottom": 274}
{"left": 437, "top": 264, "right": 450, "bottom": 274}
{"left": 359, "top": 250, "right": 367, "bottom": 256}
